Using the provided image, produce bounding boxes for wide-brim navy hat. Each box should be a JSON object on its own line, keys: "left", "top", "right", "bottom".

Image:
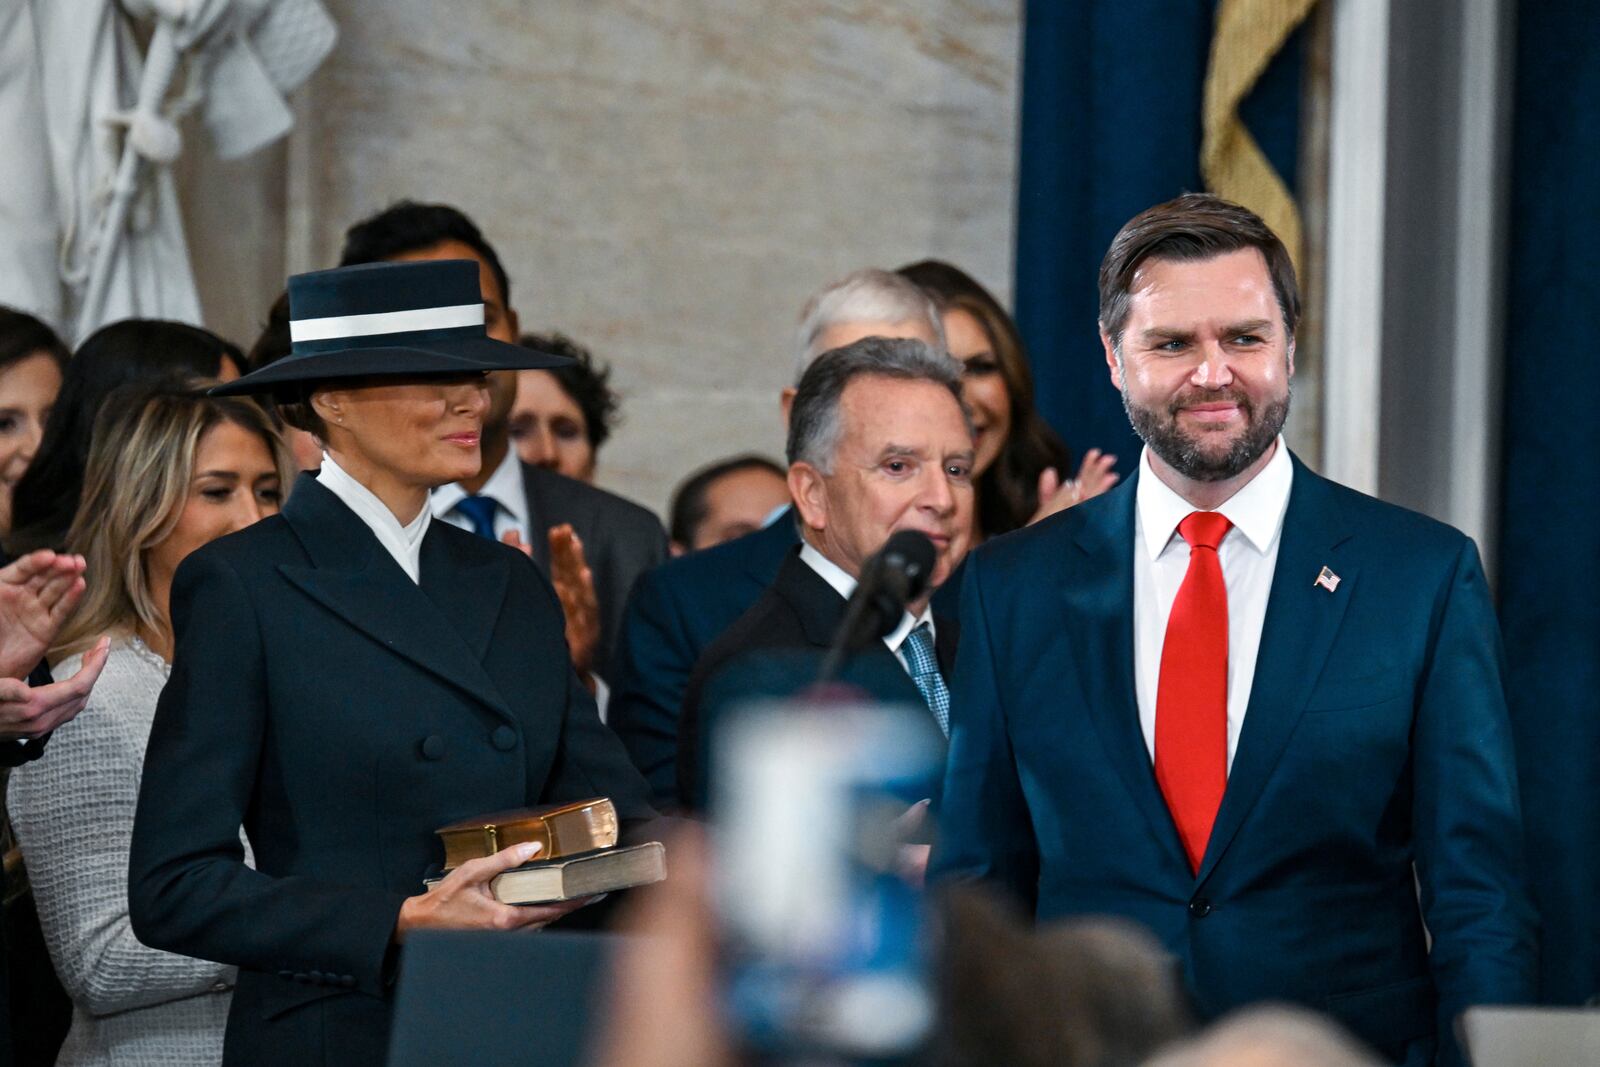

{"left": 211, "top": 259, "right": 570, "bottom": 397}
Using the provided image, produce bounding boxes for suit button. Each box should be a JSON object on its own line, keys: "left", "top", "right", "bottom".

{"left": 292, "top": 972, "right": 308, "bottom": 983}
{"left": 308, "top": 970, "right": 325, "bottom": 984}
{"left": 1188, "top": 899, "right": 1213, "bottom": 918}
{"left": 491, "top": 725, "right": 517, "bottom": 751}
{"left": 420, "top": 735, "right": 446, "bottom": 760}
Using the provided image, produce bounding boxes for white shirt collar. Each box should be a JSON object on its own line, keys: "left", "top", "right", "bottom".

{"left": 1136, "top": 435, "right": 1294, "bottom": 560}
{"left": 797, "top": 541, "right": 935, "bottom": 652}
{"left": 430, "top": 446, "right": 530, "bottom": 530}
{"left": 316, "top": 451, "right": 432, "bottom": 583}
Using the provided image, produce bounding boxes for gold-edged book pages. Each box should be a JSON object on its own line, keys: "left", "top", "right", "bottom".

{"left": 435, "top": 798, "right": 618, "bottom": 871}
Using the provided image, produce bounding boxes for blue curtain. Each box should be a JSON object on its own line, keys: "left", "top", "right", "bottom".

{"left": 1012, "top": 0, "right": 1303, "bottom": 475}
{"left": 1499, "top": 0, "right": 1600, "bottom": 1005}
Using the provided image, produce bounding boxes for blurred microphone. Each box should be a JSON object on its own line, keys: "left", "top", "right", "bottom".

{"left": 817, "top": 530, "right": 937, "bottom": 684}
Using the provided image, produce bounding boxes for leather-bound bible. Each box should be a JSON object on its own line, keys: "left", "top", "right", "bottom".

{"left": 435, "top": 798, "right": 618, "bottom": 871}
{"left": 425, "top": 842, "right": 667, "bottom": 905}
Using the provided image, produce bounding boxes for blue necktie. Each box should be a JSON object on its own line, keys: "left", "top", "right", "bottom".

{"left": 453, "top": 495, "right": 498, "bottom": 540}
{"left": 902, "top": 622, "right": 951, "bottom": 737}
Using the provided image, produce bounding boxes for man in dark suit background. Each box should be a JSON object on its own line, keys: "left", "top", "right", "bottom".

{"left": 338, "top": 201, "right": 669, "bottom": 683}
{"left": 930, "top": 194, "right": 1535, "bottom": 1066}
{"left": 676, "top": 337, "right": 971, "bottom": 811}
{"left": 606, "top": 269, "right": 948, "bottom": 808}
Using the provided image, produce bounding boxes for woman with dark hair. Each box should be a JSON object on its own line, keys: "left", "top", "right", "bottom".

{"left": 510, "top": 332, "right": 619, "bottom": 483}
{"left": 6, "top": 320, "right": 243, "bottom": 554}
{"left": 896, "top": 261, "right": 1118, "bottom": 541}
{"left": 127, "top": 261, "right": 656, "bottom": 1066}
{"left": 0, "top": 309, "right": 69, "bottom": 537}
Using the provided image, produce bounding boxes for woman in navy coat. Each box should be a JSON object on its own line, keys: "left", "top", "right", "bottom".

{"left": 128, "top": 260, "right": 658, "bottom": 1066}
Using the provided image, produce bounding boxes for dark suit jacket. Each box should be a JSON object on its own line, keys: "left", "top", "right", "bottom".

{"left": 676, "top": 549, "right": 957, "bottom": 811}
{"left": 929, "top": 456, "right": 1537, "bottom": 1066}
{"left": 608, "top": 516, "right": 798, "bottom": 807}
{"left": 609, "top": 513, "right": 964, "bottom": 809}
{"left": 518, "top": 463, "right": 668, "bottom": 680}
{"left": 127, "top": 474, "right": 656, "bottom": 1067}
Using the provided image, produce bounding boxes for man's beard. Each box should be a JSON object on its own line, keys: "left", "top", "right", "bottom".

{"left": 1122, "top": 382, "right": 1290, "bottom": 483}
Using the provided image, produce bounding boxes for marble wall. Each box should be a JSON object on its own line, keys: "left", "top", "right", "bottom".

{"left": 184, "top": 1, "right": 1023, "bottom": 516}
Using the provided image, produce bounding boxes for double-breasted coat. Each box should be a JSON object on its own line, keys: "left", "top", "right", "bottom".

{"left": 128, "top": 473, "right": 657, "bottom": 1066}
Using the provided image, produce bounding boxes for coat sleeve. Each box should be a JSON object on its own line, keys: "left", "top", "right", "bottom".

{"left": 926, "top": 551, "right": 1040, "bottom": 914}
{"left": 606, "top": 568, "right": 695, "bottom": 809}
{"left": 9, "top": 673, "right": 233, "bottom": 1015}
{"left": 526, "top": 565, "right": 660, "bottom": 833}
{"left": 128, "top": 551, "right": 408, "bottom": 998}
{"left": 588, "top": 499, "right": 670, "bottom": 683}
{"left": 1411, "top": 539, "right": 1539, "bottom": 1059}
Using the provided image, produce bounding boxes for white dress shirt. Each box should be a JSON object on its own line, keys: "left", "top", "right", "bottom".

{"left": 430, "top": 447, "right": 531, "bottom": 543}
{"left": 316, "top": 452, "right": 432, "bottom": 584}
{"left": 1132, "top": 437, "right": 1294, "bottom": 770}
{"left": 798, "top": 542, "right": 935, "bottom": 677}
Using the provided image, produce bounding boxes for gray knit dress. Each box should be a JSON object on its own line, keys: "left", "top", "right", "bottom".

{"left": 9, "top": 638, "right": 236, "bottom": 1066}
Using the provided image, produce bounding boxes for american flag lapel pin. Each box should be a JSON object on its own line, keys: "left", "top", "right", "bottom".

{"left": 1314, "top": 566, "right": 1341, "bottom": 593}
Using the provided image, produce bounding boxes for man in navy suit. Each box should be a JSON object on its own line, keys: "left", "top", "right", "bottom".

{"left": 675, "top": 338, "right": 971, "bottom": 811}
{"left": 607, "top": 269, "right": 947, "bottom": 807}
{"left": 930, "top": 194, "right": 1535, "bottom": 1066}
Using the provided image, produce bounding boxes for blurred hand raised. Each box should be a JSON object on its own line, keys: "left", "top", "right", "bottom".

{"left": 0, "top": 635, "right": 109, "bottom": 740}
{"left": 0, "top": 550, "right": 89, "bottom": 679}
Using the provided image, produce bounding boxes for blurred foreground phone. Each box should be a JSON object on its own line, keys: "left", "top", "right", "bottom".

{"left": 713, "top": 697, "right": 943, "bottom": 1063}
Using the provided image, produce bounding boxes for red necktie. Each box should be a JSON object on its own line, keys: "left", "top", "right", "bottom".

{"left": 1155, "top": 511, "right": 1232, "bottom": 873}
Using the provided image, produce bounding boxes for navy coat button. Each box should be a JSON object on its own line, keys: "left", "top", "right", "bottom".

{"left": 491, "top": 725, "right": 518, "bottom": 751}
{"left": 292, "top": 972, "right": 308, "bottom": 983}
{"left": 340, "top": 975, "right": 357, "bottom": 988}
{"left": 1188, "top": 899, "right": 1213, "bottom": 918}
{"left": 277, "top": 970, "right": 293, "bottom": 980}
{"left": 308, "top": 970, "right": 325, "bottom": 984}
{"left": 420, "top": 735, "right": 446, "bottom": 760}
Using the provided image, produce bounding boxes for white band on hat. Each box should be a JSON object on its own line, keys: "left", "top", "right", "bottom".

{"left": 289, "top": 303, "right": 485, "bottom": 343}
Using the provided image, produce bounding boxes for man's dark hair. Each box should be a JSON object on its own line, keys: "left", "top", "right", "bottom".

{"left": 520, "top": 333, "right": 618, "bottom": 451}
{"left": 786, "top": 337, "right": 967, "bottom": 472}
{"left": 339, "top": 200, "right": 512, "bottom": 307}
{"left": 668, "top": 454, "right": 785, "bottom": 548}
{"left": 1098, "top": 193, "right": 1300, "bottom": 352}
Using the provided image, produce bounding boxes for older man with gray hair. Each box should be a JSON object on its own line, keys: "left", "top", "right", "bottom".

{"left": 610, "top": 270, "right": 947, "bottom": 809}
{"left": 673, "top": 336, "right": 974, "bottom": 809}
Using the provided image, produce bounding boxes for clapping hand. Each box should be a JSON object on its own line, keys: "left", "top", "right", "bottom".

{"left": 499, "top": 526, "right": 601, "bottom": 684}
{"left": 546, "top": 525, "right": 600, "bottom": 682}
{"left": 0, "top": 550, "right": 88, "bottom": 680}
{"left": 0, "top": 635, "right": 110, "bottom": 741}
{"left": 1027, "top": 449, "right": 1120, "bottom": 526}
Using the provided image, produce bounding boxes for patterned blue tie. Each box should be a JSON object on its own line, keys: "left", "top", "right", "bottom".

{"left": 453, "top": 494, "right": 499, "bottom": 539}
{"left": 902, "top": 622, "right": 951, "bottom": 737}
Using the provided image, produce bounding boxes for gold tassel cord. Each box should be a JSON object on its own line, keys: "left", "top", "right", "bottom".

{"left": 1201, "top": 0, "right": 1320, "bottom": 274}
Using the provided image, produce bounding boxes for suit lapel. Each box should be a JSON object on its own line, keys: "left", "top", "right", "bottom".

{"left": 279, "top": 475, "right": 515, "bottom": 724}
{"left": 1066, "top": 475, "right": 1190, "bottom": 870}
{"left": 934, "top": 615, "right": 959, "bottom": 680}
{"left": 777, "top": 550, "right": 925, "bottom": 704}
{"left": 1196, "top": 460, "right": 1358, "bottom": 883}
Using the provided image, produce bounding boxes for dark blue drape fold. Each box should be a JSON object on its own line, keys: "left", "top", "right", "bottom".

{"left": 1013, "top": 0, "right": 1302, "bottom": 474}
{"left": 1499, "top": 0, "right": 1600, "bottom": 1006}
